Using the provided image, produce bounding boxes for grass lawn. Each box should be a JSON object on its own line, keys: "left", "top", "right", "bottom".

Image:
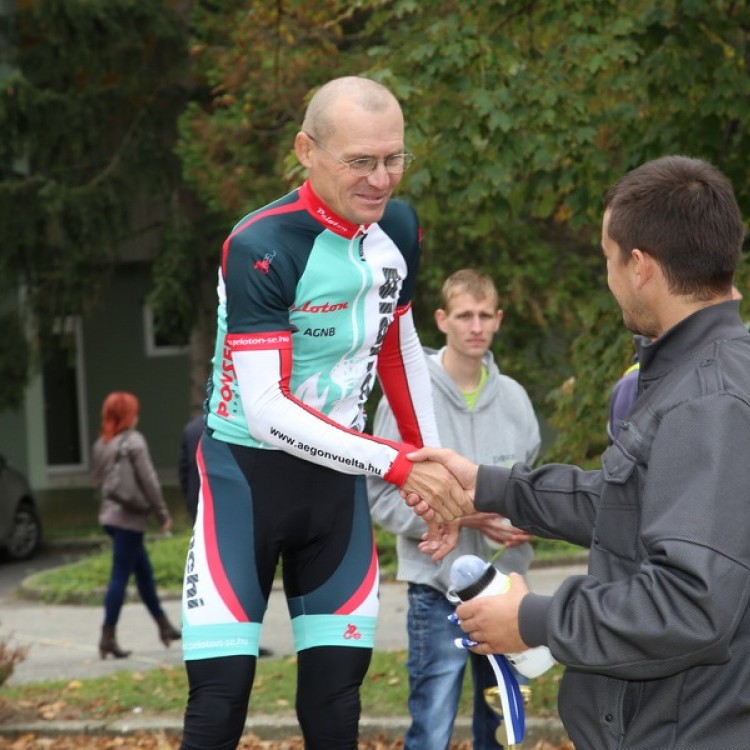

{"left": 1, "top": 648, "right": 565, "bottom": 722}
{"left": 24, "top": 528, "right": 584, "bottom": 605}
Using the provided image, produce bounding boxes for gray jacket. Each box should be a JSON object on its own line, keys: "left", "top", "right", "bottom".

{"left": 368, "top": 347, "right": 541, "bottom": 594}
{"left": 476, "top": 301, "right": 750, "bottom": 749}
{"left": 92, "top": 429, "right": 170, "bottom": 532}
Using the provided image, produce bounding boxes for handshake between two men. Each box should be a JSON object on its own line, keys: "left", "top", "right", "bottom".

{"left": 397, "top": 446, "right": 533, "bottom": 657}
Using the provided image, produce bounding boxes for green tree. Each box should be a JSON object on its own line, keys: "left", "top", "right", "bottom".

{"left": 173, "top": 0, "right": 750, "bottom": 462}
{"left": 5, "top": 0, "right": 748, "bottom": 466}
{"left": 0, "top": 0, "right": 191, "bottom": 409}
{"left": 364, "top": 0, "right": 750, "bottom": 462}
{"left": 176, "top": 1, "right": 375, "bottom": 219}
{"left": 155, "top": 0, "right": 380, "bottom": 406}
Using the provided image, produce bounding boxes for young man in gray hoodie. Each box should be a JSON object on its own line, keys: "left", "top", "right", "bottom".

{"left": 367, "top": 268, "right": 541, "bottom": 750}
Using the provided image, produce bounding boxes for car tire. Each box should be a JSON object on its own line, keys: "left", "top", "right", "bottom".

{"left": 2, "top": 501, "right": 42, "bottom": 561}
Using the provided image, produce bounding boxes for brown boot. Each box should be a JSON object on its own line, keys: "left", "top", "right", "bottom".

{"left": 156, "top": 613, "right": 181, "bottom": 647}
{"left": 99, "top": 625, "right": 131, "bottom": 659}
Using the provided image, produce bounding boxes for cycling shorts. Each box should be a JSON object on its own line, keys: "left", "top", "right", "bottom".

{"left": 182, "top": 431, "right": 379, "bottom": 660}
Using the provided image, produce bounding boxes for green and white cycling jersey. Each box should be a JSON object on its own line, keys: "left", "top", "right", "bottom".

{"left": 205, "top": 180, "right": 439, "bottom": 486}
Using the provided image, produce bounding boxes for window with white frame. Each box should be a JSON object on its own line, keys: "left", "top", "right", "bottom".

{"left": 143, "top": 303, "right": 189, "bottom": 357}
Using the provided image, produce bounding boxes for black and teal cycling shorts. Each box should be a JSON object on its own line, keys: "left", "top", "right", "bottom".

{"left": 182, "top": 431, "right": 379, "bottom": 660}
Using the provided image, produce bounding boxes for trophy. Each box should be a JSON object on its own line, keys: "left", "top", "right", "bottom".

{"left": 484, "top": 683, "right": 531, "bottom": 748}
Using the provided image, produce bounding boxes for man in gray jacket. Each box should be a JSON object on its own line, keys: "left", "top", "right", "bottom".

{"left": 368, "top": 268, "right": 541, "bottom": 750}
{"left": 407, "top": 156, "right": 750, "bottom": 749}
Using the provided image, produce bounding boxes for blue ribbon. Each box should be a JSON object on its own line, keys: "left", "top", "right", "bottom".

{"left": 486, "top": 653, "right": 525, "bottom": 746}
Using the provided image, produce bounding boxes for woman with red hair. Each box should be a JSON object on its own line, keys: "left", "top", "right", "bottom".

{"left": 92, "top": 391, "right": 181, "bottom": 658}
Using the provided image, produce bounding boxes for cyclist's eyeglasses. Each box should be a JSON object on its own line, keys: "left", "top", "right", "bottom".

{"left": 305, "top": 133, "right": 415, "bottom": 177}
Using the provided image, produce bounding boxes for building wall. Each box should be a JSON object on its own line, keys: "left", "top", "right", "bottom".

{"left": 0, "top": 263, "right": 199, "bottom": 531}
{"left": 83, "top": 264, "right": 193, "bottom": 479}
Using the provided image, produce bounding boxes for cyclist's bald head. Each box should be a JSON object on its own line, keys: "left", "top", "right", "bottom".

{"left": 302, "top": 76, "right": 401, "bottom": 142}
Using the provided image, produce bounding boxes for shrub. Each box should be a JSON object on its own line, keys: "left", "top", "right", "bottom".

{"left": 0, "top": 627, "right": 28, "bottom": 688}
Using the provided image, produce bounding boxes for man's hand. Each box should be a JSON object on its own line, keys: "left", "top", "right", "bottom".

{"left": 419, "top": 520, "right": 460, "bottom": 561}
{"left": 400, "top": 453, "right": 475, "bottom": 522}
{"left": 401, "top": 447, "right": 479, "bottom": 521}
{"left": 455, "top": 572, "right": 529, "bottom": 655}
{"left": 418, "top": 514, "right": 531, "bottom": 561}
{"left": 461, "top": 513, "right": 532, "bottom": 548}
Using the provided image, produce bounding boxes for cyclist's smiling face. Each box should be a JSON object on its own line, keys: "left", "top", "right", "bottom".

{"left": 296, "top": 102, "right": 406, "bottom": 227}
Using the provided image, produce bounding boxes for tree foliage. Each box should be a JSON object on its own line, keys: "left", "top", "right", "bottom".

{"left": 172, "top": 0, "right": 750, "bottom": 462}
{"left": 3, "top": 0, "right": 749, "bottom": 464}
{"left": 364, "top": 0, "right": 750, "bottom": 461}
{"left": 0, "top": 0, "right": 190, "bottom": 408}
{"left": 176, "top": 0, "right": 374, "bottom": 218}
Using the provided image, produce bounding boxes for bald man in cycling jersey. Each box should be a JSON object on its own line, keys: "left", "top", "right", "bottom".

{"left": 179, "top": 76, "right": 466, "bottom": 750}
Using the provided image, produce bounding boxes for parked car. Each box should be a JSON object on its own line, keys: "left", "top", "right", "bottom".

{"left": 0, "top": 454, "right": 42, "bottom": 561}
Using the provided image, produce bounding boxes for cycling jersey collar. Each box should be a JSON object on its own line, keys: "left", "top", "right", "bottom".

{"left": 299, "top": 180, "right": 369, "bottom": 239}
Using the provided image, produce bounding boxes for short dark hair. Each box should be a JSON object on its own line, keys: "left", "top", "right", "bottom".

{"left": 604, "top": 156, "right": 744, "bottom": 299}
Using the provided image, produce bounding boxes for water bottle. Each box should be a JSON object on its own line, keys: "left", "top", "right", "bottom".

{"left": 448, "top": 554, "right": 555, "bottom": 679}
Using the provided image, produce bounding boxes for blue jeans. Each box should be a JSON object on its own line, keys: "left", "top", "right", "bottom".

{"left": 405, "top": 582, "right": 520, "bottom": 750}
{"left": 103, "top": 525, "right": 164, "bottom": 626}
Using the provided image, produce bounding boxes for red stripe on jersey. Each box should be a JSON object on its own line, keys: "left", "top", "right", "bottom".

{"left": 335, "top": 540, "right": 379, "bottom": 615}
{"left": 377, "top": 304, "right": 424, "bottom": 448}
{"left": 196, "top": 442, "right": 249, "bottom": 622}
{"left": 383, "top": 449, "right": 416, "bottom": 486}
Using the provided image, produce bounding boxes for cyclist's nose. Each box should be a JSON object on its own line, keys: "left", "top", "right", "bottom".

{"left": 367, "top": 161, "right": 391, "bottom": 189}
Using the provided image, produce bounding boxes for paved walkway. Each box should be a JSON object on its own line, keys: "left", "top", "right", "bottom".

{"left": 0, "top": 563, "right": 586, "bottom": 685}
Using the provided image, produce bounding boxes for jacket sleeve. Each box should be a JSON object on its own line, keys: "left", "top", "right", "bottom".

{"left": 367, "top": 395, "right": 429, "bottom": 539}
{"left": 475, "top": 462, "right": 600, "bottom": 546}
{"left": 91, "top": 440, "right": 107, "bottom": 489}
{"left": 492, "top": 395, "right": 750, "bottom": 681}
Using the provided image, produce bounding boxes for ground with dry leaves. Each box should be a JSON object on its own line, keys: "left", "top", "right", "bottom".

{"left": 0, "top": 696, "right": 574, "bottom": 749}
{"left": 0, "top": 706, "right": 574, "bottom": 749}
{"left": 3, "top": 735, "right": 574, "bottom": 749}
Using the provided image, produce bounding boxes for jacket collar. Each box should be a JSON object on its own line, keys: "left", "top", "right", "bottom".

{"left": 636, "top": 300, "right": 746, "bottom": 380}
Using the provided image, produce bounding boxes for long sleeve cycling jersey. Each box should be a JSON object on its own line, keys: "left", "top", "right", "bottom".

{"left": 205, "top": 180, "right": 439, "bottom": 487}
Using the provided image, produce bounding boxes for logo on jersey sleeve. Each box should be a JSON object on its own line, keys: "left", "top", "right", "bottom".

{"left": 253, "top": 250, "right": 276, "bottom": 274}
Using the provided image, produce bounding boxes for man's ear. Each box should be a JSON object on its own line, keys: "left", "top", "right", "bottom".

{"left": 295, "top": 131, "right": 313, "bottom": 168}
{"left": 631, "top": 248, "right": 657, "bottom": 289}
{"left": 435, "top": 308, "right": 448, "bottom": 333}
